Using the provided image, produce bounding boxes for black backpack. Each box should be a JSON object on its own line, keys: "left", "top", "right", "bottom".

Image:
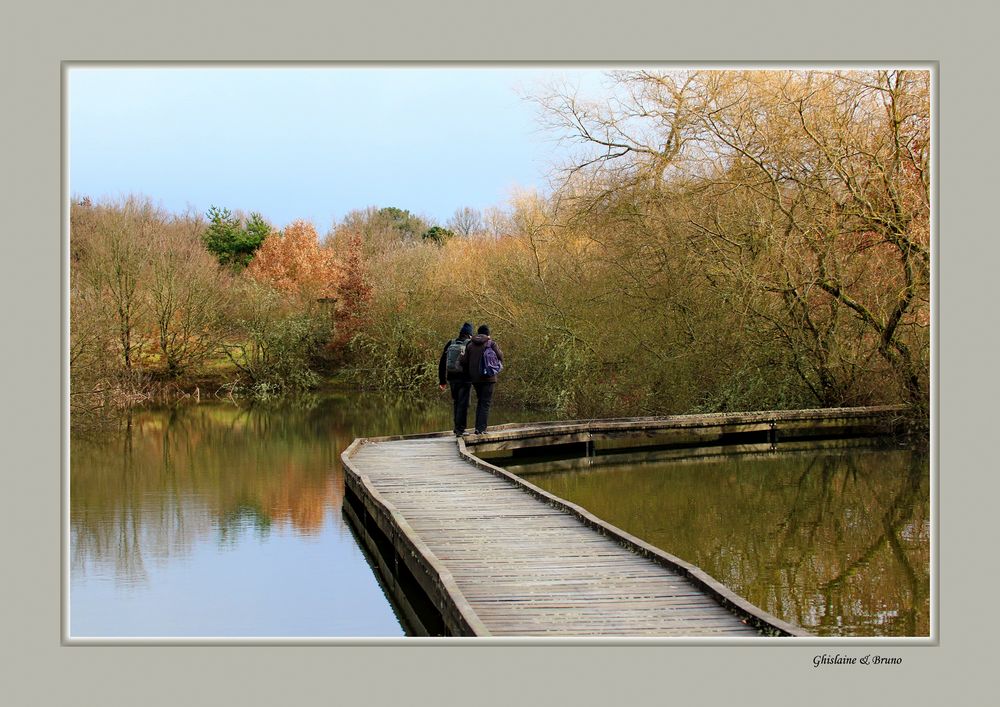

{"left": 444, "top": 338, "right": 468, "bottom": 374}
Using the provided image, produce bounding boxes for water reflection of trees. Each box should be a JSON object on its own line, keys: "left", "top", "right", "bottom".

{"left": 529, "top": 448, "right": 929, "bottom": 637}
{"left": 71, "top": 403, "right": 350, "bottom": 584}
{"left": 71, "top": 395, "right": 547, "bottom": 585}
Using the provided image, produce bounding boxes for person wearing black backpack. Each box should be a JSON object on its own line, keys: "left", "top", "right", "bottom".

{"left": 438, "top": 322, "right": 474, "bottom": 436}
{"left": 461, "top": 324, "right": 504, "bottom": 435}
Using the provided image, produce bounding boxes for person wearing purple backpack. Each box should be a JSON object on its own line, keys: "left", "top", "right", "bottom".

{"left": 461, "top": 324, "right": 504, "bottom": 435}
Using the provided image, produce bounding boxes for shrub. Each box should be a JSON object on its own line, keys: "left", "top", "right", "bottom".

{"left": 221, "top": 281, "right": 327, "bottom": 396}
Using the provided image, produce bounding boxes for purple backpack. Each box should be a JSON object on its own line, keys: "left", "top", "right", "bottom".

{"left": 481, "top": 341, "right": 503, "bottom": 377}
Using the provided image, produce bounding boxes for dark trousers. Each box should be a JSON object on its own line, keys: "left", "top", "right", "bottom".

{"left": 472, "top": 381, "right": 495, "bottom": 433}
{"left": 449, "top": 380, "right": 471, "bottom": 434}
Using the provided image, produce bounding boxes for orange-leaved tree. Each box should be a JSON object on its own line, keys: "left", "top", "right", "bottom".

{"left": 328, "top": 232, "right": 372, "bottom": 355}
{"left": 245, "top": 220, "right": 340, "bottom": 301}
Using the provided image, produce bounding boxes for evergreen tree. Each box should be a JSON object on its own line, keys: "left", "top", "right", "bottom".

{"left": 421, "top": 225, "right": 455, "bottom": 245}
{"left": 202, "top": 206, "right": 271, "bottom": 269}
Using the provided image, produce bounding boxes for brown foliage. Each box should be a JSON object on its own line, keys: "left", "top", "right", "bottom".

{"left": 328, "top": 232, "right": 372, "bottom": 353}
{"left": 70, "top": 196, "right": 236, "bottom": 421}
{"left": 534, "top": 69, "right": 930, "bottom": 410}
{"left": 246, "top": 220, "right": 340, "bottom": 301}
{"left": 148, "top": 215, "right": 233, "bottom": 376}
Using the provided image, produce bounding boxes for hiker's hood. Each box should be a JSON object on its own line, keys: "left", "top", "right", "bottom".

{"left": 470, "top": 334, "right": 491, "bottom": 345}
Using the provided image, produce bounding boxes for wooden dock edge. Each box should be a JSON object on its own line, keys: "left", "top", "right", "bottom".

{"left": 455, "top": 438, "right": 810, "bottom": 637}
{"left": 342, "top": 406, "right": 909, "bottom": 447}
{"left": 503, "top": 436, "right": 895, "bottom": 476}
{"left": 464, "top": 405, "right": 909, "bottom": 454}
{"left": 341, "top": 438, "right": 492, "bottom": 637}
{"left": 340, "top": 496, "right": 428, "bottom": 635}
{"left": 477, "top": 404, "right": 908, "bottom": 435}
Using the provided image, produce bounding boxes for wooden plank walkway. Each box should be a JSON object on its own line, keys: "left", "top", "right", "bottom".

{"left": 344, "top": 435, "right": 809, "bottom": 637}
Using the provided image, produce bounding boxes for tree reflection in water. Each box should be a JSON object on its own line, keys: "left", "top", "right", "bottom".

{"left": 522, "top": 446, "right": 929, "bottom": 637}
{"left": 70, "top": 394, "right": 548, "bottom": 588}
{"left": 72, "top": 403, "right": 344, "bottom": 586}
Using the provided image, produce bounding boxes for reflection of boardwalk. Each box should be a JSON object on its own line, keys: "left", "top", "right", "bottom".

{"left": 344, "top": 430, "right": 824, "bottom": 637}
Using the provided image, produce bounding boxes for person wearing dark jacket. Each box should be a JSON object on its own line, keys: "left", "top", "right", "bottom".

{"left": 438, "top": 322, "right": 474, "bottom": 435}
{"left": 461, "top": 324, "right": 504, "bottom": 434}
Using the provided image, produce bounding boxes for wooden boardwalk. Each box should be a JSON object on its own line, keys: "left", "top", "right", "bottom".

{"left": 343, "top": 429, "right": 819, "bottom": 637}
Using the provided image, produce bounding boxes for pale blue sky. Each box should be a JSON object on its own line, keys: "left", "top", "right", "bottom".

{"left": 68, "top": 66, "right": 612, "bottom": 234}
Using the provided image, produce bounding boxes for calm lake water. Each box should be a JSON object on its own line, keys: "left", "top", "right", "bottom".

{"left": 516, "top": 447, "right": 930, "bottom": 637}
{"left": 70, "top": 393, "right": 929, "bottom": 638}
{"left": 69, "top": 392, "right": 548, "bottom": 638}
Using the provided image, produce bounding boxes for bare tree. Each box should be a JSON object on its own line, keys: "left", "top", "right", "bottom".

{"left": 446, "top": 206, "right": 483, "bottom": 237}
{"left": 79, "top": 197, "right": 159, "bottom": 371}
{"left": 482, "top": 206, "right": 512, "bottom": 239}
{"left": 534, "top": 69, "right": 930, "bottom": 408}
{"left": 148, "top": 216, "right": 232, "bottom": 376}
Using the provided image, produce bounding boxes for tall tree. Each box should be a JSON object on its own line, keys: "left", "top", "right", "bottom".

{"left": 376, "top": 206, "right": 427, "bottom": 241}
{"left": 245, "top": 220, "right": 340, "bottom": 301}
{"left": 328, "top": 232, "right": 372, "bottom": 353}
{"left": 148, "top": 217, "right": 231, "bottom": 375}
{"left": 329, "top": 206, "right": 432, "bottom": 258}
{"left": 421, "top": 225, "right": 455, "bottom": 245}
{"left": 447, "top": 206, "right": 483, "bottom": 236}
{"left": 82, "top": 199, "right": 156, "bottom": 371}
{"left": 536, "top": 69, "right": 930, "bottom": 409}
{"left": 202, "top": 206, "right": 271, "bottom": 269}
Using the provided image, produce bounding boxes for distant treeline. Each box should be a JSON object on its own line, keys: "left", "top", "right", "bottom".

{"left": 70, "top": 69, "right": 929, "bottom": 429}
